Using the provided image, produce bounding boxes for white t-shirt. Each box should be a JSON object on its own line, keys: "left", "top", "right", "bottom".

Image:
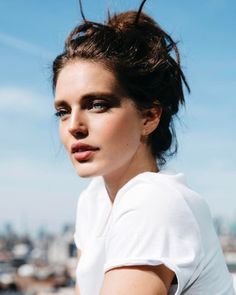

{"left": 74, "top": 171, "right": 235, "bottom": 295}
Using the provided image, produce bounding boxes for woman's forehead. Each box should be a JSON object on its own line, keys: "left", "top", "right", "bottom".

{"left": 55, "top": 60, "right": 127, "bottom": 101}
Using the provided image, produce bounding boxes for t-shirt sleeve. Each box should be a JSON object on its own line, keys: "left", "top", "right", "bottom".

{"left": 104, "top": 182, "right": 204, "bottom": 294}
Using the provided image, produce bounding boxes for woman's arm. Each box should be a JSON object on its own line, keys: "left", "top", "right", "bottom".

{"left": 75, "top": 284, "right": 81, "bottom": 295}
{"left": 99, "top": 264, "right": 175, "bottom": 295}
{"left": 75, "top": 249, "right": 81, "bottom": 295}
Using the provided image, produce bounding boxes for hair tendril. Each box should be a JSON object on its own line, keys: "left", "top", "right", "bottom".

{"left": 135, "top": 0, "right": 149, "bottom": 24}
{"left": 78, "top": 0, "right": 87, "bottom": 23}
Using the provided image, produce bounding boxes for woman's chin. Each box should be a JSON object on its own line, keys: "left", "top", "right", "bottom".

{"left": 75, "top": 169, "right": 95, "bottom": 178}
{"left": 73, "top": 163, "right": 102, "bottom": 178}
{"left": 76, "top": 171, "right": 94, "bottom": 178}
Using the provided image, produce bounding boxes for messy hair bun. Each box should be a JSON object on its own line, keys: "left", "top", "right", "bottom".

{"left": 52, "top": 1, "right": 190, "bottom": 166}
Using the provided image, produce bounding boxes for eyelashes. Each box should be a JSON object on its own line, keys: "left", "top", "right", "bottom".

{"left": 55, "top": 109, "right": 69, "bottom": 118}
{"left": 90, "top": 101, "right": 111, "bottom": 111}
{"left": 54, "top": 100, "right": 112, "bottom": 119}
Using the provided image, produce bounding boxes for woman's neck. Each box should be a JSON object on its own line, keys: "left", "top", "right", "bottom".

{"left": 103, "top": 148, "right": 158, "bottom": 203}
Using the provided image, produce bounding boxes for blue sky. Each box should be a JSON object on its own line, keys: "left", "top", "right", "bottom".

{"left": 0, "top": 0, "right": 235, "bottom": 234}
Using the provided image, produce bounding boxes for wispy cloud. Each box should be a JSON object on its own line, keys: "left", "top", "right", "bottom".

{"left": 0, "top": 32, "right": 54, "bottom": 60}
{"left": 0, "top": 157, "right": 78, "bottom": 189}
{"left": 0, "top": 86, "right": 53, "bottom": 118}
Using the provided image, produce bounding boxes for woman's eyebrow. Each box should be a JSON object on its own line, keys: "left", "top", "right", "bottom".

{"left": 54, "top": 99, "right": 69, "bottom": 109}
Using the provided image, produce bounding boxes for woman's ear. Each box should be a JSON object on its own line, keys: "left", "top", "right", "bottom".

{"left": 141, "top": 106, "right": 162, "bottom": 136}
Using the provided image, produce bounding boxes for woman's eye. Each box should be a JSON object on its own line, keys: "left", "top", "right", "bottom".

{"left": 91, "top": 101, "right": 110, "bottom": 111}
{"left": 54, "top": 109, "right": 69, "bottom": 118}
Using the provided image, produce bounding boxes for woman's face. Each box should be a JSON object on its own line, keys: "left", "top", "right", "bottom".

{"left": 54, "top": 60, "right": 150, "bottom": 179}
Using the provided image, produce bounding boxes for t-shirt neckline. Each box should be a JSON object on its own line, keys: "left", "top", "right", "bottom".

{"left": 101, "top": 170, "right": 184, "bottom": 208}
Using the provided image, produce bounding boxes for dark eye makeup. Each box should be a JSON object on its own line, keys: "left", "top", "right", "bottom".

{"left": 84, "top": 99, "right": 112, "bottom": 111}
{"left": 55, "top": 109, "right": 69, "bottom": 118}
{"left": 54, "top": 93, "right": 122, "bottom": 119}
{"left": 54, "top": 100, "right": 111, "bottom": 119}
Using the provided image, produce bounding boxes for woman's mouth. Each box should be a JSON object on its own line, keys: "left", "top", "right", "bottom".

{"left": 71, "top": 143, "right": 99, "bottom": 162}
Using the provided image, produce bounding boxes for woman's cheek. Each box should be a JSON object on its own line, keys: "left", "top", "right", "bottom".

{"left": 59, "top": 124, "right": 69, "bottom": 151}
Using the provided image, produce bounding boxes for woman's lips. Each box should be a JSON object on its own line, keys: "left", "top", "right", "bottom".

{"left": 73, "top": 149, "right": 97, "bottom": 162}
{"left": 71, "top": 143, "right": 99, "bottom": 162}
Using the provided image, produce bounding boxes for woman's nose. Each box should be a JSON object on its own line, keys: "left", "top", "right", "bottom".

{"left": 68, "top": 110, "right": 88, "bottom": 139}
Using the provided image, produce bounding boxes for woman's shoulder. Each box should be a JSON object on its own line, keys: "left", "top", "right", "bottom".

{"left": 115, "top": 171, "right": 201, "bottom": 206}
{"left": 113, "top": 171, "right": 211, "bottom": 226}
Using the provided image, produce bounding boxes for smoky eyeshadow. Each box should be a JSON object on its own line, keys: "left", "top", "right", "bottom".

{"left": 81, "top": 93, "right": 122, "bottom": 108}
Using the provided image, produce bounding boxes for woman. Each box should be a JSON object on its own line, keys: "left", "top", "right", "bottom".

{"left": 52, "top": 1, "right": 234, "bottom": 294}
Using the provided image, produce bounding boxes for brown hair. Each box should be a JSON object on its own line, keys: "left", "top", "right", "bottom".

{"left": 52, "top": 1, "right": 190, "bottom": 166}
